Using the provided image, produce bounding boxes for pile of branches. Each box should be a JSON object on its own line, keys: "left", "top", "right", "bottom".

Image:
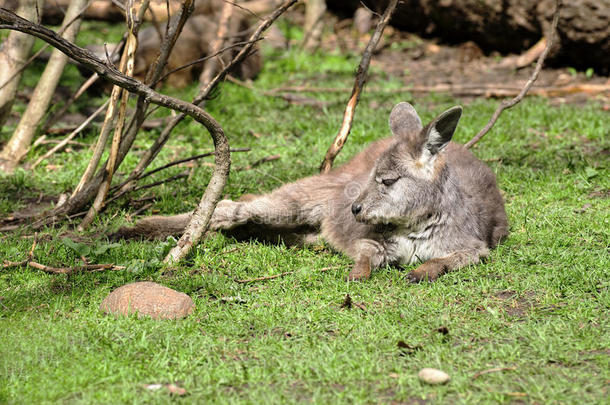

{"left": 0, "top": 0, "right": 561, "bottom": 265}
{"left": 0, "top": 0, "right": 296, "bottom": 262}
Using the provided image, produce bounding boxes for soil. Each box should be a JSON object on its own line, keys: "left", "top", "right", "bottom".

{"left": 322, "top": 25, "right": 610, "bottom": 107}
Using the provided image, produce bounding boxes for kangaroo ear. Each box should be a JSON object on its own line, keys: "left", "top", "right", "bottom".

{"left": 389, "top": 102, "right": 423, "bottom": 137}
{"left": 424, "top": 106, "right": 462, "bottom": 155}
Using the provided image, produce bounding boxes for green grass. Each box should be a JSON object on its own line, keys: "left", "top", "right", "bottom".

{"left": 1, "top": 30, "right": 609, "bottom": 404}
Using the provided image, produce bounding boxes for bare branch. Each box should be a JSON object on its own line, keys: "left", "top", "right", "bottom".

{"left": 79, "top": 0, "right": 147, "bottom": 231}
{"left": 0, "top": 0, "right": 90, "bottom": 173}
{"left": 114, "top": 0, "right": 297, "bottom": 199}
{"left": 318, "top": 0, "right": 398, "bottom": 173}
{"left": 464, "top": 0, "right": 562, "bottom": 149}
{"left": 155, "top": 39, "right": 262, "bottom": 85}
{"left": 31, "top": 99, "right": 110, "bottom": 169}
{"left": 0, "top": 7, "right": 230, "bottom": 262}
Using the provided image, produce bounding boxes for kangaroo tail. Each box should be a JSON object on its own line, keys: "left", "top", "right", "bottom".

{"left": 110, "top": 212, "right": 192, "bottom": 240}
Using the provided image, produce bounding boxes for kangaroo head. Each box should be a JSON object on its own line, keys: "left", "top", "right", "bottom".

{"left": 352, "top": 102, "right": 462, "bottom": 228}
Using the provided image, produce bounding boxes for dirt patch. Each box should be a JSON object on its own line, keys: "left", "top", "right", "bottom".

{"left": 492, "top": 290, "right": 537, "bottom": 318}
{"left": 322, "top": 23, "right": 609, "bottom": 106}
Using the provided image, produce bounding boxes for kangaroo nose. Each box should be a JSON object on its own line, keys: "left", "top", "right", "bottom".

{"left": 351, "top": 203, "right": 362, "bottom": 216}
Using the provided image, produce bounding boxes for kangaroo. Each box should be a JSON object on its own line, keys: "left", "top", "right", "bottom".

{"left": 116, "top": 102, "right": 508, "bottom": 282}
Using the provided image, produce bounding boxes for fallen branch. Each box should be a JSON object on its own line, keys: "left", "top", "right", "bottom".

{"left": 235, "top": 265, "right": 340, "bottom": 283}
{"left": 464, "top": 0, "right": 562, "bottom": 149}
{"left": 2, "top": 260, "right": 125, "bottom": 274}
{"left": 318, "top": 0, "right": 398, "bottom": 173}
{"left": 255, "top": 82, "right": 610, "bottom": 99}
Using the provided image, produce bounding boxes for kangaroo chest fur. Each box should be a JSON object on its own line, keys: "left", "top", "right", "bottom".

{"left": 385, "top": 224, "right": 448, "bottom": 266}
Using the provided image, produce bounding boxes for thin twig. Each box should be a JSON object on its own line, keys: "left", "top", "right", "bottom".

{"left": 114, "top": 0, "right": 297, "bottom": 203}
{"left": 79, "top": 0, "right": 146, "bottom": 231}
{"left": 464, "top": 0, "right": 562, "bottom": 149}
{"left": 155, "top": 39, "right": 263, "bottom": 85}
{"left": 319, "top": 0, "right": 398, "bottom": 173}
{"left": 2, "top": 260, "right": 125, "bottom": 274}
{"left": 107, "top": 147, "right": 250, "bottom": 203}
{"left": 128, "top": 170, "right": 188, "bottom": 193}
{"left": 472, "top": 366, "right": 517, "bottom": 380}
{"left": 235, "top": 265, "right": 340, "bottom": 283}
{"left": 31, "top": 99, "right": 110, "bottom": 169}
{"left": 0, "top": 0, "right": 94, "bottom": 91}
{"left": 0, "top": 7, "right": 230, "bottom": 262}
{"left": 236, "top": 154, "right": 280, "bottom": 171}
{"left": 222, "top": 0, "right": 263, "bottom": 21}
{"left": 139, "top": 147, "right": 250, "bottom": 180}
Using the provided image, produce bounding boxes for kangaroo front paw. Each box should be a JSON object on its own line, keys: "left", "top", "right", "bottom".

{"left": 346, "top": 260, "right": 371, "bottom": 282}
{"left": 210, "top": 200, "right": 246, "bottom": 230}
{"left": 406, "top": 260, "right": 447, "bottom": 283}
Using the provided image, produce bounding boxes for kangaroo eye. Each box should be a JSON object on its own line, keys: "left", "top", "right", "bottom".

{"left": 382, "top": 178, "right": 398, "bottom": 186}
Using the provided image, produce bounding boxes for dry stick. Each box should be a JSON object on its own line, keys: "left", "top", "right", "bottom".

{"left": 319, "top": 0, "right": 398, "bottom": 173}
{"left": 109, "top": 147, "right": 250, "bottom": 200}
{"left": 236, "top": 265, "right": 340, "bottom": 283}
{"left": 472, "top": 367, "right": 517, "bottom": 380}
{"left": 70, "top": 0, "right": 150, "bottom": 199}
{"left": 138, "top": 147, "right": 250, "bottom": 180}
{"left": 115, "top": 0, "right": 298, "bottom": 199}
{"left": 70, "top": 44, "right": 130, "bottom": 198}
{"left": 198, "top": 0, "right": 234, "bottom": 86}
{"left": 0, "top": 0, "right": 90, "bottom": 173}
{"left": 29, "top": 0, "right": 195, "bottom": 229}
{"left": 0, "top": 0, "right": 91, "bottom": 93}
{"left": 91, "top": 0, "right": 197, "bottom": 203}
{"left": 79, "top": 0, "right": 144, "bottom": 231}
{"left": 261, "top": 83, "right": 610, "bottom": 98}
{"left": 31, "top": 99, "right": 110, "bottom": 169}
{"left": 464, "top": 0, "right": 562, "bottom": 149}
{"left": 155, "top": 39, "right": 262, "bottom": 85}
{"left": 0, "top": 0, "right": 42, "bottom": 128}
{"left": 0, "top": 8, "right": 230, "bottom": 262}
{"left": 2, "top": 260, "right": 125, "bottom": 274}
{"left": 42, "top": 73, "right": 100, "bottom": 132}
{"left": 131, "top": 170, "right": 188, "bottom": 193}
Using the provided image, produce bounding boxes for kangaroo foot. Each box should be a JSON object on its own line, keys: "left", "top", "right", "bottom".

{"left": 406, "top": 259, "right": 448, "bottom": 283}
{"left": 346, "top": 257, "right": 371, "bottom": 281}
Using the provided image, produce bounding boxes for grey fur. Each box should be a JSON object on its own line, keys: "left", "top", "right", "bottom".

{"left": 115, "top": 102, "right": 508, "bottom": 282}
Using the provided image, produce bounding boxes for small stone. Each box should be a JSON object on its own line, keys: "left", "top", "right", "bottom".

{"left": 100, "top": 281, "right": 194, "bottom": 320}
{"left": 418, "top": 368, "right": 450, "bottom": 385}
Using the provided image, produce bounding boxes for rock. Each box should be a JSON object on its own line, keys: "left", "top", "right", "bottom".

{"left": 100, "top": 281, "right": 194, "bottom": 320}
{"left": 418, "top": 368, "right": 450, "bottom": 385}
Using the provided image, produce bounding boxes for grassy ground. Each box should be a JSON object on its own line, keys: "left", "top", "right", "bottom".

{"left": 1, "top": 24, "right": 609, "bottom": 404}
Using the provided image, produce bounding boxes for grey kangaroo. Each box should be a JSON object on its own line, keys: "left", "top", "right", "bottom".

{"left": 116, "top": 102, "right": 508, "bottom": 282}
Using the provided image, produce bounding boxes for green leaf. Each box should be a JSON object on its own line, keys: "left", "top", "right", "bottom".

{"left": 585, "top": 167, "right": 598, "bottom": 179}
{"left": 60, "top": 237, "right": 91, "bottom": 257}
